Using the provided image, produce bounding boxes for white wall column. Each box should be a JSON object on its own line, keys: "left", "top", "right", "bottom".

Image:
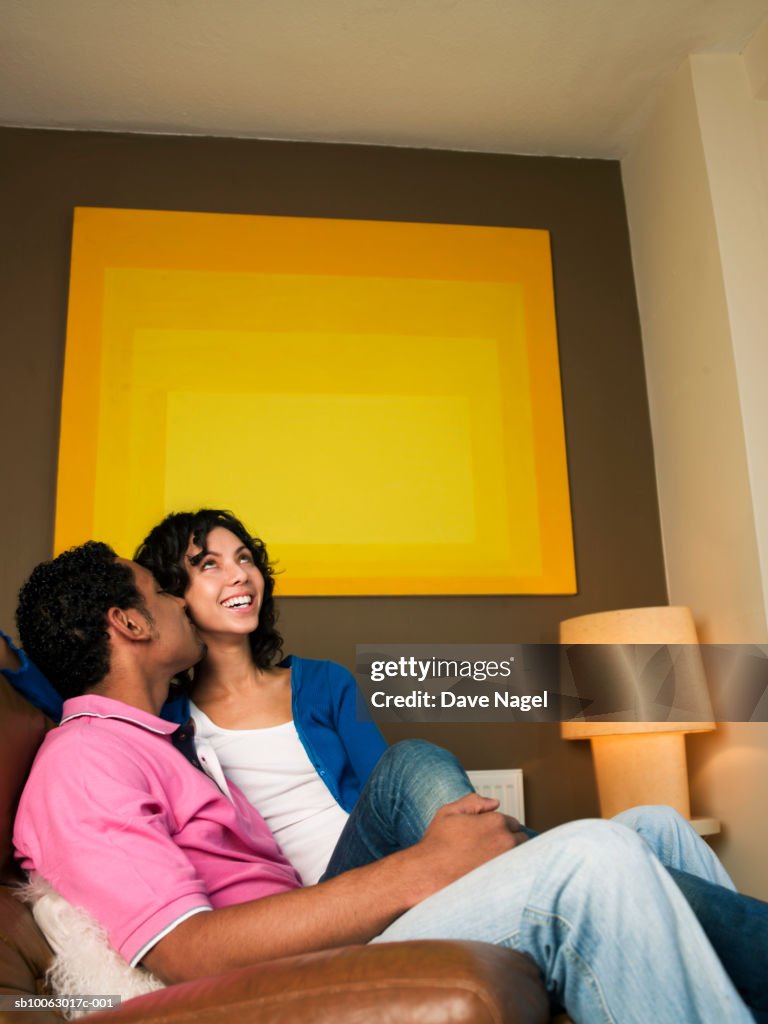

{"left": 622, "top": 45, "right": 768, "bottom": 897}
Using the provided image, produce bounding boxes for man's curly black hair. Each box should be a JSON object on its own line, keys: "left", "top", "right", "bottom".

{"left": 15, "top": 541, "right": 145, "bottom": 701}
{"left": 134, "top": 509, "right": 282, "bottom": 670}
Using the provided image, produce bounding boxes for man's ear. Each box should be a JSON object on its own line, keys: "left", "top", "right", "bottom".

{"left": 107, "top": 606, "right": 153, "bottom": 643}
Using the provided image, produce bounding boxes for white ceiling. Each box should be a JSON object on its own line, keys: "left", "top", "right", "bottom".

{"left": 2, "top": 0, "right": 767, "bottom": 159}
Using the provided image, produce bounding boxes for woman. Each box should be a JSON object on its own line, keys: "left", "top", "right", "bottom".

{"left": 135, "top": 507, "right": 444, "bottom": 884}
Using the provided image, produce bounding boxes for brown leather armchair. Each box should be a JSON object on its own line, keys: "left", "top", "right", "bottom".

{"left": 0, "top": 675, "right": 550, "bottom": 1024}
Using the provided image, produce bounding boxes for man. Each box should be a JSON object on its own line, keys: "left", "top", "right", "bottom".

{"left": 11, "top": 543, "right": 756, "bottom": 1023}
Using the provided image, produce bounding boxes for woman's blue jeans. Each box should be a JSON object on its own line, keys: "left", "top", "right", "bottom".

{"left": 322, "top": 740, "right": 766, "bottom": 1022}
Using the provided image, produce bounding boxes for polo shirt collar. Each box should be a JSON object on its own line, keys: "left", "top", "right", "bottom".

{"left": 61, "top": 694, "right": 178, "bottom": 736}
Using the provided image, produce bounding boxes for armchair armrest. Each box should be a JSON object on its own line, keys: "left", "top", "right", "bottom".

{"left": 89, "top": 941, "right": 548, "bottom": 1024}
{"left": 0, "top": 917, "right": 548, "bottom": 1024}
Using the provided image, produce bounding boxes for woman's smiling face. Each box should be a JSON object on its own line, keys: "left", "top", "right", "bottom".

{"left": 183, "top": 526, "right": 265, "bottom": 638}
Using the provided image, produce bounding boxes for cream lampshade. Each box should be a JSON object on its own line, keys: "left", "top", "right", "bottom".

{"left": 560, "top": 607, "right": 715, "bottom": 819}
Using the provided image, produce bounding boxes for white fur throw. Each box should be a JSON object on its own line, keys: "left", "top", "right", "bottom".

{"left": 16, "top": 875, "right": 165, "bottom": 1019}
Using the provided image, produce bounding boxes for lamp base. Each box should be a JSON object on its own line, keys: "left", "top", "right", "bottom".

{"left": 590, "top": 732, "right": 690, "bottom": 819}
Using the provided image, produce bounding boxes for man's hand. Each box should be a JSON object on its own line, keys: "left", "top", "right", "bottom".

{"left": 433, "top": 792, "right": 527, "bottom": 832}
{"left": 427, "top": 792, "right": 530, "bottom": 843}
{"left": 406, "top": 792, "right": 529, "bottom": 903}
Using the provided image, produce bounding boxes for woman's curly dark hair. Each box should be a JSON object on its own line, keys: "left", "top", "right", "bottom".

{"left": 16, "top": 541, "right": 145, "bottom": 701}
{"left": 134, "top": 509, "right": 283, "bottom": 670}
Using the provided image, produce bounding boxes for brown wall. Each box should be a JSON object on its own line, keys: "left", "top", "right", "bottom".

{"left": 0, "top": 127, "right": 667, "bottom": 829}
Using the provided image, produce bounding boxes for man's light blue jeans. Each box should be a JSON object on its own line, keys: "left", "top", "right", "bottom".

{"left": 322, "top": 740, "right": 763, "bottom": 1024}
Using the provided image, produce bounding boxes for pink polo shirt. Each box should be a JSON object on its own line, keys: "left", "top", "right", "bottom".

{"left": 14, "top": 695, "right": 301, "bottom": 966}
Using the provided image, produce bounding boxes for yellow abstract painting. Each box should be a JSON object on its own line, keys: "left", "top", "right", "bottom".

{"left": 56, "top": 207, "right": 576, "bottom": 595}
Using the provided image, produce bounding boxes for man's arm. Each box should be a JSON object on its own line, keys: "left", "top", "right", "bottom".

{"left": 143, "top": 794, "right": 526, "bottom": 983}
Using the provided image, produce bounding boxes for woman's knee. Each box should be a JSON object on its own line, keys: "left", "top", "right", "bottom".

{"left": 374, "top": 740, "right": 472, "bottom": 817}
{"left": 381, "top": 739, "right": 462, "bottom": 774}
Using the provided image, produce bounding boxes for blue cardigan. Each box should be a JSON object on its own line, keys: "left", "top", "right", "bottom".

{"left": 1, "top": 630, "right": 386, "bottom": 813}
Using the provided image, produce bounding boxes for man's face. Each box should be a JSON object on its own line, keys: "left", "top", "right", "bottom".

{"left": 121, "top": 560, "right": 205, "bottom": 672}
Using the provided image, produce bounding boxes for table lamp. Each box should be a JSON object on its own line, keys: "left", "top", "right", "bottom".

{"left": 560, "top": 607, "right": 715, "bottom": 819}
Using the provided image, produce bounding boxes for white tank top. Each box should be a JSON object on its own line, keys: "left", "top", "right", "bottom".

{"left": 189, "top": 702, "right": 349, "bottom": 885}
